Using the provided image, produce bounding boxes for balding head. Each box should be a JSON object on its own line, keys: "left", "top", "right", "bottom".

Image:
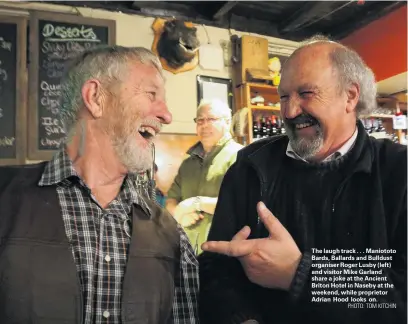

{"left": 281, "top": 35, "right": 377, "bottom": 116}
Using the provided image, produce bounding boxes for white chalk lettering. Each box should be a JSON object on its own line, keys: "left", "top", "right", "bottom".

{"left": 42, "top": 23, "right": 100, "bottom": 42}
{"left": 0, "top": 37, "right": 12, "bottom": 51}
{"left": 40, "top": 81, "right": 62, "bottom": 96}
{"left": 42, "top": 41, "right": 98, "bottom": 60}
{"left": 41, "top": 117, "right": 65, "bottom": 136}
{"left": 0, "top": 60, "right": 7, "bottom": 81}
{"left": 0, "top": 136, "right": 15, "bottom": 147}
{"left": 40, "top": 137, "right": 63, "bottom": 148}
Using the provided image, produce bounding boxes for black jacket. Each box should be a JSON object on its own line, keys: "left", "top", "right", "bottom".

{"left": 199, "top": 125, "right": 407, "bottom": 324}
{"left": 0, "top": 162, "right": 181, "bottom": 324}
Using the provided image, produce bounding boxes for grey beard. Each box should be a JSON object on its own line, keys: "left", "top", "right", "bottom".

{"left": 286, "top": 127, "right": 324, "bottom": 161}
{"left": 113, "top": 134, "right": 153, "bottom": 173}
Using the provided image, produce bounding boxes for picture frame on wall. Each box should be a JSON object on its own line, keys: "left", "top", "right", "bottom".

{"left": 196, "top": 75, "right": 233, "bottom": 111}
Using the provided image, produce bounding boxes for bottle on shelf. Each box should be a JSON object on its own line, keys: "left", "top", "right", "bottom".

{"left": 280, "top": 118, "right": 286, "bottom": 134}
{"left": 361, "top": 117, "right": 392, "bottom": 140}
{"left": 370, "top": 118, "right": 378, "bottom": 134}
{"left": 253, "top": 117, "right": 260, "bottom": 139}
{"left": 271, "top": 115, "right": 278, "bottom": 136}
{"left": 261, "top": 116, "right": 267, "bottom": 138}
{"left": 263, "top": 117, "right": 270, "bottom": 137}
{"left": 253, "top": 115, "right": 264, "bottom": 141}
{"left": 362, "top": 118, "right": 372, "bottom": 133}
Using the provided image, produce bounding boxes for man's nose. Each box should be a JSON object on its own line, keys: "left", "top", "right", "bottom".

{"left": 282, "top": 97, "right": 302, "bottom": 120}
{"left": 156, "top": 101, "right": 172, "bottom": 124}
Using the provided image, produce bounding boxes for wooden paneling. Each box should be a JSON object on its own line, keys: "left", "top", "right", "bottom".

{"left": 154, "top": 133, "right": 198, "bottom": 195}
{"left": 232, "top": 35, "right": 269, "bottom": 86}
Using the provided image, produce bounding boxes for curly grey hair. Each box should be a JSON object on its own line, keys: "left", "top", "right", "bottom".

{"left": 59, "top": 45, "right": 163, "bottom": 134}
{"left": 289, "top": 35, "right": 377, "bottom": 117}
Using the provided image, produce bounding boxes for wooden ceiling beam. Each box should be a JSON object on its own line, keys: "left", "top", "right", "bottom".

{"left": 213, "top": 1, "right": 239, "bottom": 20}
{"left": 278, "top": 2, "right": 330, "bottom": 34}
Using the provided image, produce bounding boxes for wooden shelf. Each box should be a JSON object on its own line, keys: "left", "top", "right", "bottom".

{"left": 247, "top": 82, "right": 279, "bottom": 92}
{"left": 250, "top": 105, "right": 280, "bottom": 111}
{"left": 362, "top": 114, "right": 394, "bottom": 119}
{"left": 234, "top": 82, "right": 281, "bottom": 145}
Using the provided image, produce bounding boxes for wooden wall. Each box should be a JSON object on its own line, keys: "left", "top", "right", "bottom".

{"left": 154, "top": 133, "right": 198, "bottom": 195}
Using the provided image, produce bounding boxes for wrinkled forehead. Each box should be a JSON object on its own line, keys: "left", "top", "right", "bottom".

{"left": 279, "top": 48, "right": 335, "bottom": 92}
{"left": 127, "top": 61, "right": 165, "bottom": 88}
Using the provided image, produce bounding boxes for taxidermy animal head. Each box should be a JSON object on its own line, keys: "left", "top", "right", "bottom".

{"left": 156, "top": 19, "right": 200, "bottom": 69}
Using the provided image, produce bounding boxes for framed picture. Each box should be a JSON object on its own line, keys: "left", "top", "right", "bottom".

{"left": 196, "top": 75, "right": 233, "bottom": 111}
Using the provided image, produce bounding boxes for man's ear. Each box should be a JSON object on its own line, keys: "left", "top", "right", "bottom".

{"left": 345, "top": 82, "right": 360, "bottom": 114}
{"left": 81, "top": 79, "right": 105, "bottom": 119}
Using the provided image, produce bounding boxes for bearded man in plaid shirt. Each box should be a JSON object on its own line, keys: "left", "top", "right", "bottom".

{"left": 0, "top": 46, "right": 199, "bottom": 324}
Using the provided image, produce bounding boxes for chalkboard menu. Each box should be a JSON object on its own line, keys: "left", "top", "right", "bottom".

{"left": 28, "top": 12, "right": 116, "bottom": 160}
{"left": 0, "top": 16, "right": 27, "bottom": 165}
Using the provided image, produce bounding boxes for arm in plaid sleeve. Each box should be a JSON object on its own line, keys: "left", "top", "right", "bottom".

{"left": 171, "top": 224, "right": 200, "bottom": 324}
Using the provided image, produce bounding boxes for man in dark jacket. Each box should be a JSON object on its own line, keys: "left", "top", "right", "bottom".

{"left": 0, "top": 46, "right": 199, "bottom": 324}
{"left": 199, "top": 36, "right": 406, "bottom": 324}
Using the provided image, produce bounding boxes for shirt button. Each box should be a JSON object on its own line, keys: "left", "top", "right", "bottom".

{"left": 105, "top": 255, "right": 111, "bottom": 262}
{"left": 103, "top": 310, "right": 110, "bottom": 318}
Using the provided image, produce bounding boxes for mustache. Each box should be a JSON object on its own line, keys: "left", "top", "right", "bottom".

{"left": 139, "top": 119, "right": 163, "bottom": 133}
{"left": 284, "top": 114, "right": 318, "bottom": 126}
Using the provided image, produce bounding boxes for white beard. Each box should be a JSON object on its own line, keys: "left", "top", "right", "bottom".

{"left": 112, "top": 131, "right": 153, "bottom": 173}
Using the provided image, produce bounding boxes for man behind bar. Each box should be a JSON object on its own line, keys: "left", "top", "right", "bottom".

{"left": 0, "top": 46, "right": 199, "bottom": 324}
{"left": 199, "top": 36, "right": 407, "bottom": 324}
{"left": 166, "top": 99, "right": 243, "bottom": 254}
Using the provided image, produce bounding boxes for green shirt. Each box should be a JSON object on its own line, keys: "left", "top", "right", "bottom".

{"left": 168, "top": 137, "right": 243, "bottom": 254}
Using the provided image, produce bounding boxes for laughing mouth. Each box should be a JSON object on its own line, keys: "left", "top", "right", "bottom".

{"left": 295, "top": 122, "right": 315, "bottom": 130}
{"left": 138, "top": 125, "right": 158, "bottom": 140}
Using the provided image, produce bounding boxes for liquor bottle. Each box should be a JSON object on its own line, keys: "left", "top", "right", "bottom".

{"left": 370, "top": 118, "right": 378, "bottom": 134}
{"left": 271, "top": 116, "right": 278, "bottom": 135}
{"left": 261, "top": 116, "right": 267, "bottom": 138}
{"left": 376, "top": 118, "right": 386, "bottom": 133}
{"left": 276, "top": 117, "right": 282, "bottom": 133}
{"left": 364, "top": 118, "right": 372, "bottom": 134}
{"left": 280, "top": 118, "right": 286, "bottom": 134}
{"left": 265, "top": 117, "right": 272, "bottom": 137}
{"left": 253, "top": 115, "right": 260, "bottom": 140}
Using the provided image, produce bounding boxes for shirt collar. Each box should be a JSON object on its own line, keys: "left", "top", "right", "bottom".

{"left": 38, "top": 148, "right": 151, "bottom": 216}
{"left": 38, "top": 149, "right": 78, "bottom": 186}
{"left": 286, "top": 127, "right": 358, "bottom": 163}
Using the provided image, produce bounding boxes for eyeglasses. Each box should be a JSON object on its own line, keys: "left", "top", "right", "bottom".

{"left": 193, "top": 117, "right": 224, "bottom": 125}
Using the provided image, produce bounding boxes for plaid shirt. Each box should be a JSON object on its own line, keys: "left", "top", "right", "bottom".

{"left": 38, "top": 150, "right": 199, "bottom": 324}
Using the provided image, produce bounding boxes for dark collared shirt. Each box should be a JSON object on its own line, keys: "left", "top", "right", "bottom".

{"left": 38, "top": 150, "right": 199, "bottom": 324}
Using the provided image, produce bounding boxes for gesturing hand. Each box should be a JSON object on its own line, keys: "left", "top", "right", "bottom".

{"left": 176, "top": 211, "right": 204, "bottom": 227}
{"left": 201, "top": 202, "right": 302, "bottom": 290}
{"left": 174, "top": 197, "right": 198, "bottom": 216}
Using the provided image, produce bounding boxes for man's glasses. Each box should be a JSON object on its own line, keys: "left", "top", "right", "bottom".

{"left": 193, "top": 117, "right": 223, "bottom": 125}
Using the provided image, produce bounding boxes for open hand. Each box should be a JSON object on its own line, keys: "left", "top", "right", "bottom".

{"left": 176, "top": 211, "right": 204, "bottom": 227}
{"left": 174, "top": 197, "right": 198, "bottom": 216}
{"left": 201, "top": 202, "right": 302, "bottom": 290}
